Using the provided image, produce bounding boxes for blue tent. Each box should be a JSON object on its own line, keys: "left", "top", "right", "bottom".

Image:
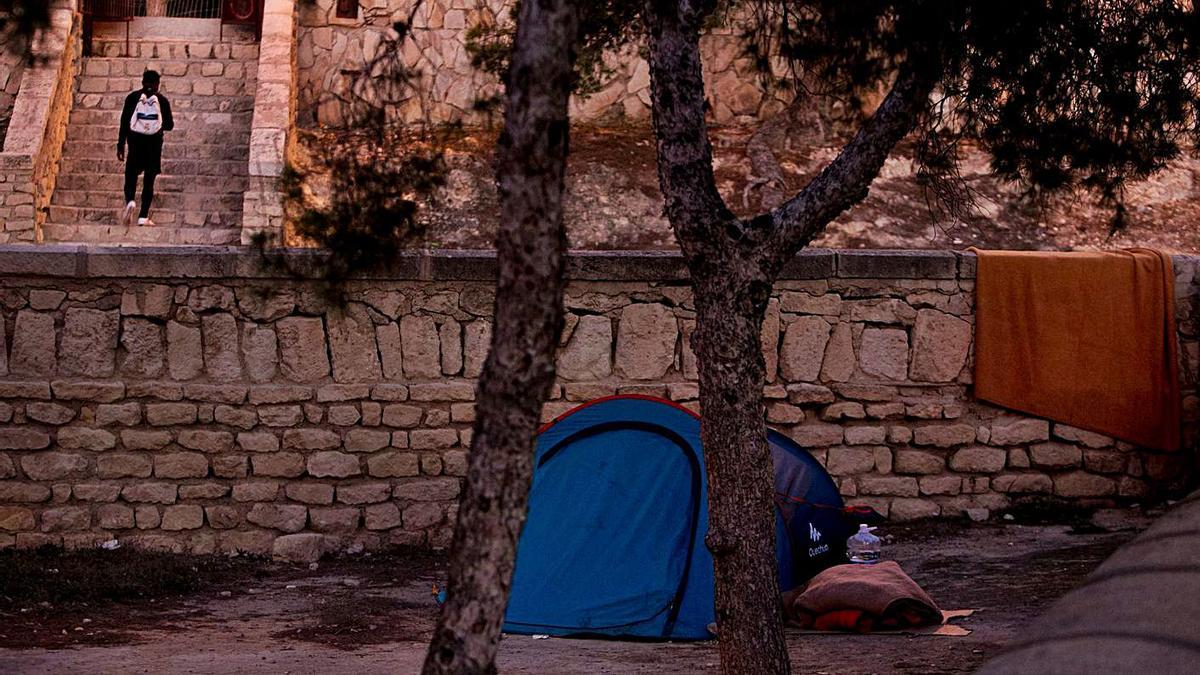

{"left": 503, "top": 395, "right": 852, "bottom": 641}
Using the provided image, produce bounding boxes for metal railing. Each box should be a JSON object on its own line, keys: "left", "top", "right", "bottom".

{"left": 84, "top": 1, "right": 222, "bottom": 19}
{"left": 80, "top": 0, "right": 263, "bottom": 55}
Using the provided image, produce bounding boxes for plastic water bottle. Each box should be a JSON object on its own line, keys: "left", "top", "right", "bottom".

{"left": 846, "top": 524, "right": 881, "bottom": 564}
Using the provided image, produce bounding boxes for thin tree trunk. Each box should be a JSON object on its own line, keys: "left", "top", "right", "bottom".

{"left": 692, "top": 268, "right": 790, "bottom": 675}
{"left": 643, "top": 3, "right": 939, "bottom": 674}
{"left": 643, "top": 2, "right": 791, "bottom": 672}
{"left": 422, "top": 1, "right": 579, "bottom": 673}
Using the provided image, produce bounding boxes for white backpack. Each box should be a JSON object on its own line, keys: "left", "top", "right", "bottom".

{"left": 129, "top": 94, "right": 163, "bottom": 135}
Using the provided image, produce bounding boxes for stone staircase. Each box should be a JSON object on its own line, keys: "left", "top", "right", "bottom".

{"left": 44, "top": 19, "right": 259, "bottom": 245}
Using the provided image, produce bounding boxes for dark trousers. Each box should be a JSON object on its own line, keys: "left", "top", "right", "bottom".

{"left": 123, "top": 166, "right": 157, "bottom": 219}
{"left": 123, "top": 136, "right": 162, "bottom": 219}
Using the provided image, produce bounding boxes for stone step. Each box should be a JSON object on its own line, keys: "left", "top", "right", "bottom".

{"left": 54, "top": 172, "right": 248, "bottom": 193}
{"left": 73, "top": 92, "right": 256, "bottom": 113}
{"left": 50, "top": 189, "right": 245, "bottom": 212}
{"left": 50, "top": 21, "right": 259, "bottom": 242}
{"left": 76, "top": 76, "right": 255, "bottom": 97}
{"left": 62, "top": 124, "right": 251, "bottom": 147}
{"left": 90, "top": 41, "right": 260, "bottom": 60}
{"left": 82, "top": 58, "right": 257, "bottom": 79}
{"left": 62, "top": 140, "right": 249, "bottom": 161}
{"left": 59, "top": 157, "right": 249, "bottom": 177}
{"left": 67, "top": 108, "right": 254, "bottom": 127}
{"left": 64, "top": 124, "right": 251, "bottom": 143}
{"left": 42, "top": 222, "right": 242, "bottom": 246}
{"left": 47, "top": 205, "right": 241, "bottom": 229}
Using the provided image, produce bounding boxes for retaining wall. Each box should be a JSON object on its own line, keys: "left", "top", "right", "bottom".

{"left": 0, "top": 247, "right": 1195, "bottom": 556}
{"left": 296, "top": 0, "right": 788, "bottom": 127}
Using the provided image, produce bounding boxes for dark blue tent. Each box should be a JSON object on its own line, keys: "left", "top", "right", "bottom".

{"left": 503, "top": 395, "right": 852, "bottom": 640}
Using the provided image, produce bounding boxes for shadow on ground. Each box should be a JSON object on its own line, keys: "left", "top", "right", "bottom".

{"left": 0, "top": 517, "right": 1144, "bottom": 674}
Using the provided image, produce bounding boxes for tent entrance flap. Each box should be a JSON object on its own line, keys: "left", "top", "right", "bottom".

{"left": 504, "top": 424, "right": 702, "bottom": 636}
{"left": 770, "top": 429, "right": 853, "bottom": 590}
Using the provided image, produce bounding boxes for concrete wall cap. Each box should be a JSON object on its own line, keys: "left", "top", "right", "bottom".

{"left": 0, "top": 246, "right": 1193, "bottom": 282}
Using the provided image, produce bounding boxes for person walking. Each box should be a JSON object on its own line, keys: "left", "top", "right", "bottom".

{"left": 117, "top": 70, "right": 174, "bottom": 227}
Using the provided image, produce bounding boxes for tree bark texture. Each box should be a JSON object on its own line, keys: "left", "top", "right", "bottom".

{"left": 422, "top": 1, "right": 579, "bottom": 673}
{"left": 643, "top": 2, "right": 939, "bottom": 674}
{"left": 644, "top": 2, "right": 789, "bottom": 673}
{"left": 692, "top": 269, "right": 789, "bottom": 675}
{"left": 763, "top": 63, "right": 940, "bottom": 268}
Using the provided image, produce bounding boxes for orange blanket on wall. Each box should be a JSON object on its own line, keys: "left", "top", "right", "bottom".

{"left": 973, "top": 248, "right": 1181, "bottom": 452}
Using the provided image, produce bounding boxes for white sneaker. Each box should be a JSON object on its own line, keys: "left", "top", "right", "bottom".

{"left": 137, "top": 217, "right": 156, "bottom": 227}
{"left": 121, "top": 201, "right": 136, "bottom": 226}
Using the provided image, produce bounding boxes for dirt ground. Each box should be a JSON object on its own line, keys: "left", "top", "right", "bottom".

{"left": 295, "top": 124, "right": 1200, "bottom": 254}
{"left": 0, "top": 517, "right": 1145, "bottom": 675}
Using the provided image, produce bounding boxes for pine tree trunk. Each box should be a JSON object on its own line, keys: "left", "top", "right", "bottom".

{"left": 692, "top": 266, "right": 791, "bottom": 675}
{"left": 642, "top": 4, "right": 939, "bottom": 674}
{"left": 642, "top": 2, "right": 791, "bottom": 670}
{"left": 421, "top": 1, "right": 579, "bottom": 673}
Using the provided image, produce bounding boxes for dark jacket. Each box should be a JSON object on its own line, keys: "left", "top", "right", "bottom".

{"left": 118, "top": 89, "right": 174, "bottom": 152}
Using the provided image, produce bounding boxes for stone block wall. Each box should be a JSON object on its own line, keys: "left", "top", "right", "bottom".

{"left": 296, "top": 0, "right": 785, "bottom": 127}
{"left": 0, "top": 2, "right": 80, "bottom": 243}
{"left": 0, "top": 247, "right": 1195, "bottom": 556}
{"left": 242, "top": 0, "right": 299, "bottom": 243}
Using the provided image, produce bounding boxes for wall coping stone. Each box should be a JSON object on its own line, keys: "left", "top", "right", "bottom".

{"left": 0, "top": 246, "right": 1196, "bottom": 282}
{"left": 247, "top": 0, "right": 298, "bottom": 180}
{"left": 0, "top": 2, "right": 79, "bottom": 242}
{"left": 0, "top": 3, "right": 74, "bottom": 157}
{"left": 837, "top": 250, "right": 959, "bottom": 279}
